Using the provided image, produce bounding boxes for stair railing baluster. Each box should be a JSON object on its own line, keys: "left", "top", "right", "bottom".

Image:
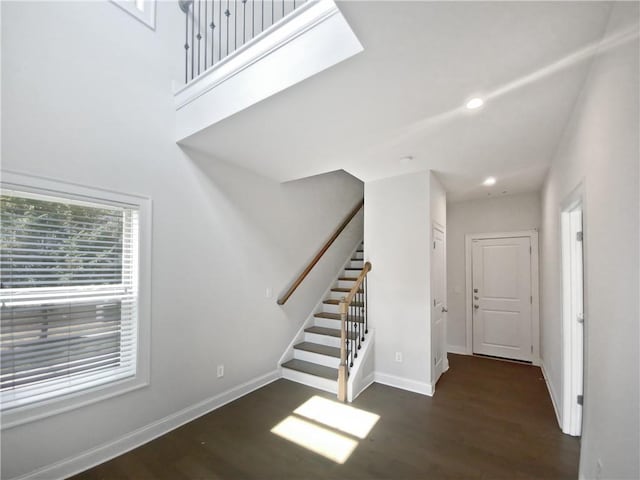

{"left": 204, "top": 0, "right": 208, "bottom": 69}
{"left": 183, "top": 4, "right": 190, "bottom": 83}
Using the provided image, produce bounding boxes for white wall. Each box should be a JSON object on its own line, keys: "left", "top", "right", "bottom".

{"left": 446, "top": 192, "right": 541, "bottom": 350}
{"left": 364, "top": 171, "right": 433, "bottom": 394}
{"left": 540, "top": 3, "right": 639, "bottom": 479}
{"left": 0, "top": 2, "right": 363, "bottom": 478}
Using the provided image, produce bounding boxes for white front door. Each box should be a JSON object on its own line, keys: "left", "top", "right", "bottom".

{"left": 431, "top": 226, "right": 447, "bottom": 383}
{"left": 472, "top": 237, "right": 532, "bottom": 362}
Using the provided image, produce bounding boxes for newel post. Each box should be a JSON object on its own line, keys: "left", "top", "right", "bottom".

{"left": 337, "top": 298, "right": 348, "bottom": 402}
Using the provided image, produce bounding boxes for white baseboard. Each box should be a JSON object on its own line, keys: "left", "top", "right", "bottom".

{"left": 374, "top": 372, "right": 434, "bottom": 396}
{"left": 540, "top": 361, "right": 562, "bottom": 429}
{"left": 447, "top": 344, "right": 468, "bottom": 355}
{"left": 13, "top": 370, "right": 280, "bottom": 480}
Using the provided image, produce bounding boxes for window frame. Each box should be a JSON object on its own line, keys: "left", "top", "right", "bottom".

{"left": 0, "top": 171, "right": 152, "bottom": 429}
{"left": 110, "top": 0, "right": 157, "bottom": 30}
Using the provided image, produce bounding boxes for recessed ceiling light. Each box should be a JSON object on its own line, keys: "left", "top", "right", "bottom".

{"left": 483, "top": 176, "right": 496, "bottom": 186}
{"left": 399, "top": 156, "right": 413, "bottom": 164}
{"left": 466, "top": 97, "right": 484, "bottom": 110}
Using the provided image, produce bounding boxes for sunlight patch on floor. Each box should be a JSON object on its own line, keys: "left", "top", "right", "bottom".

{"left": 271, "top": 395, "right": 380, "bottom": 464}
{"left": 271, "top": 416, "right": 358, "bottom": 464}
{"left": 294, "top": 395, "right": 380, "bottom": 439}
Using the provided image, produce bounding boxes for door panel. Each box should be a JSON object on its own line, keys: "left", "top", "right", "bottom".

{"left": 431, "top": 226, "right": 446, "bottom": 383}
{"left": 472, "top": 237, "right": 532, "bottom": 361}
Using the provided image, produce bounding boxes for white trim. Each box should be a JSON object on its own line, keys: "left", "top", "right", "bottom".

{"left": 174, "top": 0, "right": 340, "bottom": 109}
{"left": 447, "top": 344, "right": 468, "bottom": 355}
{"left": 110, "top": 0, "right": 156, "bottom": 30}
{"left": 464, "top": 230, "right": 541, "bottom": 364}
{"left": 347, "top": 328, "right": 376, "bottom": 402}
{"left": 0, "top": 170, "right": 153, "bottom": 430}
{"left": 10, "top": 370, "right": 280, "bottom": 480}
{"left": 541, "top": 360, "right": 562, "bottom": 429}
{"left": 374, "top": 373, "right": 434, "bottom": 396}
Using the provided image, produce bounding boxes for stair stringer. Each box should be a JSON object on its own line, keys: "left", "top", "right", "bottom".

{"left": 277, "top": 240, "right": 363, "bottom": 371}
{"left": 347, "top": 328, "right": 375, "bottom": 402}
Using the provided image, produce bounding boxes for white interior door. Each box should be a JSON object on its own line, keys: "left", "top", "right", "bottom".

{"left": 472, "top": 237, "right": 532, "bottom": 362}
{"left": 431, "top": 226, "right": 447, "bottom": 383}
{"left": 564, "top": 208, "right": 584, "bottom": 435}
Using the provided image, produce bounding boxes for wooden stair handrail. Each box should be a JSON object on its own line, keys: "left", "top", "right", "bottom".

{"left": 277, "top": 198, "right": 364, "bottom": 306}
{"left": 337, "top": 261, "right": 371, "bottom": 402}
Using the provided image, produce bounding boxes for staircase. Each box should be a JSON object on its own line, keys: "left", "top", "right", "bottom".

{"left": 280, "top": 244, "right": 367, "bottom": 395}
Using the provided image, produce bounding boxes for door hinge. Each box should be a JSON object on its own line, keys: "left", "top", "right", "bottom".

{"left": 433, "top": 241, "right": 436, "bottom": 249}
{"left": 530, "top": 295, "right": 533, "bottom": 304}
{"left": 576, "top": 231, "right": 583, "bottom": 242}
{"left": 577, "top": 313, "right": 584, "bottom": 324}
{"left": 529, "top": 246, "right": 532, "bottom": 254}
{"left": 433, "top": 299, "right": 436, "bottom": 307}
{"left": 577, "top": 395, "right": 583, "bottom": 406}
{"left": 531, "top": 345, "right": 533, "bottom": 354}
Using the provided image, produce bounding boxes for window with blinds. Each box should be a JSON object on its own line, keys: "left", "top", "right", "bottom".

{"left": 0, "top": 190, "right": 139, "bottom": 411}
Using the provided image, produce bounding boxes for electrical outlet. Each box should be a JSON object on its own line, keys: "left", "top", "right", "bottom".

{"left": 265, "top": 287, "right": 272, "bottom": 299}
{"left": 217, "top": 365, "right": 224, "bottom": 378}
{"left": 395, "top": 352, "right": 403, "bottom": 362}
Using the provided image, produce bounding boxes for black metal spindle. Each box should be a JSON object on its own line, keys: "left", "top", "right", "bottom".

{"left": 365, "top": 276, "right": 368, "bottom": 334}
{"left": 361, "top": 288, "right": 365, "bottom": 342}
{"left": 184, "top": 6, "right": 190, "bottom": 83}
{"left": 281, "top": 0, "right": 284, "bottom": 19}
{"left": 271, "top": 0, "right": 274, "bottom": 27}
{"left": 197, "top": 0, "right": 202, "bottom": 75}
{"left": 234, "top": 0, "right": 237, "bottom": 51}
{"left": 204, "top": 0, "right": 208, "bottom": 70}
{"left": 261, "top": 0, "right": 264, "bottom": 32}
{"left": 214, "top": 0, "right": 217, "bottom": 61}
{"left": 242, "top": 0, "right": 246, "bottom": 45}
{"left": 219, "top": 0, "right": 222, "bottom": 61}
{"left": 225, "top": 0, "right": 230, "bottom": 56}
{"left": 252, "top": 0, "right": 255, "bottom": 38}
{"left": 191, "top": 4, "right": 195, "bottom": 80}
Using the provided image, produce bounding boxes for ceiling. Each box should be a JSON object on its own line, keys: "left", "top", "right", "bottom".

{"left": 180, "top": 1, "right": 614, "bottom": 201}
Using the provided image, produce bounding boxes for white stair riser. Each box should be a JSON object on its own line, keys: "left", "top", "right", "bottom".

{"left": 349, "top": 260, "right": 364, "bottom": 268}
{"left": 328, "top": 290, "right": 363, "bottom": 301}
{"left": 293, "top": 348, "right": 340, "bottom": 368}
{"left": 304, "top": 331, "right": 340, "bottom": 347}
{"left": 344, "top": 268, "right": 363, "bottom": 276}
{"left": 337, "top": 279, "right": 357, "bottom": 289}
{"left": 322, "top": 303, "right": 364, "bottom": 314}
{"left": 314, "top": 316, "right": 342, "bottom": 329}
{"left": 281, "top": 368, "right": 338, "bottom": 394}
{"left": 352, "top": 251, "right": 364, "bottom": 260}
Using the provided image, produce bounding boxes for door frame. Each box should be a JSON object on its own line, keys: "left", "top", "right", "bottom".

{"left": 464, "top": 230, "right": 540, "bottom": 365}
{"left": 560, "top": 184, "right": 586, "bottom": 436}
{"left": 431, "top": 222, "right": 448, "bottom": 380}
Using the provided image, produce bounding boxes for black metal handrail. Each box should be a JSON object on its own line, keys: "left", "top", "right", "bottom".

{"left": 179, "top": 0, "right": 307, "bottom": 84}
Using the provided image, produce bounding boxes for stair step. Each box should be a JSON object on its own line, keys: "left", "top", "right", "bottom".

{"left": 338, "top": 277, "right": 358, "bottom": 281}
{"left": 331, "top": 287, "right": 363, "bottom": 293}
{"left": 323, "top": 299, "right": 364, "bottom": 307}
{"left": 294, "top": 342, "right": 340, "bottom": 358}
{"left": 281, "top": 359, "right": 338, "bottom": 380}
{"left": 345, "top": 268, "right": 363, "bottom": 271}
{"left": 314, "top": 312, "right": 341, "bottom": 320}
{"left": 305, "top": 326, "right": 358, "bottom": 339}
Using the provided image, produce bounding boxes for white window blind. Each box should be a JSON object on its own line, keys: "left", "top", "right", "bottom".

{"left": 0, "top": 190, "right": 139, "bottom": 411}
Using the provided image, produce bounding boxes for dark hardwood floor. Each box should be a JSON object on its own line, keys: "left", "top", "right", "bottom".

{"left": 72, "top": 354, "right": 579, "bottom": 479}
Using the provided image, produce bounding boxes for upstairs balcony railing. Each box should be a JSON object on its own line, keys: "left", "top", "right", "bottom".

{"left": 179, "top": 0, "right": 308, "bottom": 84}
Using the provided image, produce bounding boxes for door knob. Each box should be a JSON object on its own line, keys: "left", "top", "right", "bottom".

{"left": 441, "top": 306, "right": 448, "bottom": 313}
{"left": 474, "top": 304, "right": 479, "bottom": 309}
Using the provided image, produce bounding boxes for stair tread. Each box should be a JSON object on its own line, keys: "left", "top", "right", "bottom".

{"left": 323, "top": 299, "right": 364, "bottom": 307}
{"left": 294, "top": 342, "right": 340, "bottom": 358}
{"left": 305, "top": 326, "right": 358, "bottom": 339}
{"left": 339, "top": 277, "right": 358, "bottom": 281}
{"left": 281, "top": 359, "right": 337, "bottom": 380}
{"left": 332, "top": 287, "right": 364, "bottom": 293}
{"left": 314, "top": 312, "right": 341, "bottom": 320}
